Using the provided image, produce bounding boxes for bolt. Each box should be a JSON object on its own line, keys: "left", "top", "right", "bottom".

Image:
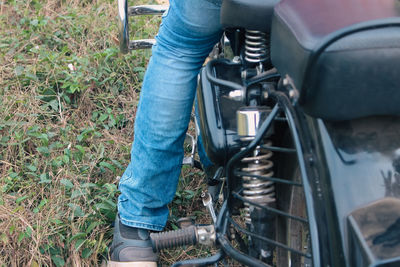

{"left": 228, "top": 90, "right": 243, "bottom": 101}
{"left": 232, "top": 56, "right": 241, "bottom": 63}
{"left": 283, "top": 78, "right": 289, "bottom": 86}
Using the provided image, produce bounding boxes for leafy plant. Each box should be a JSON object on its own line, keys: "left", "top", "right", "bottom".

{"left": 1, "top": 0, "right": 211, "bottom": 266}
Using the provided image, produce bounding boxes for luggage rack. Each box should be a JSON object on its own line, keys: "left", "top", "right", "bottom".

{"left": 118, "top": 0, "right": 168, "bottom": 53}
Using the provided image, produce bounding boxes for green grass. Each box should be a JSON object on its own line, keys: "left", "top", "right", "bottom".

{"left": 0, "top": 0, "right": 209, "bottom": 265}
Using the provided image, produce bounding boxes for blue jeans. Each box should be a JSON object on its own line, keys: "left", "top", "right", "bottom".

{"left": 118, "top": 0, "right": 222, "bottom": 231}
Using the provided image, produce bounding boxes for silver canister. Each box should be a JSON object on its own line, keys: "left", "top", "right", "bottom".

{"left": 237, "top": 107, "right": 271, "bottom": 137}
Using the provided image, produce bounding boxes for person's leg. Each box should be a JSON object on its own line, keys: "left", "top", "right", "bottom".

{"left": 109, "top": 3, "right": 222, "bottom": 263}
{"left": 118, "top": 0, "right": 222, "bottom": 232}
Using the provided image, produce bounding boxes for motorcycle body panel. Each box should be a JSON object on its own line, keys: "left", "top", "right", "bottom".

{"left": 196, "top": 64, "right": 243, "bottom": 165}
{"left": 303, "top": 115, "right": 400, "bottom": 266}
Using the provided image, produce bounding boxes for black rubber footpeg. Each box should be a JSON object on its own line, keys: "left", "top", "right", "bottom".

{"left": 150, "top": 225, "right": 197, "bottom": 252}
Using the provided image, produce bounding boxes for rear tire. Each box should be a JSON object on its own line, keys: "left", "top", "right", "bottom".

{"left": 276, "top": 167, "right": 311, "bottom": 267}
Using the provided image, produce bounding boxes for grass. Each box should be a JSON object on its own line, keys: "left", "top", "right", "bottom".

{"left": 0, "top": 0, "right": 211, "bottom": 265}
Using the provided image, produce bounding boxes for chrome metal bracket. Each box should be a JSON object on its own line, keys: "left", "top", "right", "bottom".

{"left": 182, "top": 132, "right": 197, "bottom": 167}
{"left": 182, "top": 113, "right": 199, "bottom": 168}
{"left": 118, "top": 0, "right": 168, "bottom": 53}
{"left": 197, "top": 225, "right": 216, "bottom": 246}
{"left": 129, "top": 39, "right": 156, "bottom": 50}
{"left": 202, "top": 192, "right": 218, "bottom": 224}
{"left": 128, "top": 5, "right": 168, "bottom": 16}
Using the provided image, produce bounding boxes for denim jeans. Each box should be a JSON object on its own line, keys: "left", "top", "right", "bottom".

{"left": 118, "top": 0, "right": 222, "bottom": 231}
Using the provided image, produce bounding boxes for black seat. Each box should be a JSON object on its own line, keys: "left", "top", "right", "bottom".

{"left": 270, "top": 0, "right": 400, "bottom": 120}
{"left": 221, "top": 0, "right": 279, "bottom": 32}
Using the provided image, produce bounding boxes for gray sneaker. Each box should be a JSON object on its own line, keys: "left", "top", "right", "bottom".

{"left": 108, "top": 215, "right": 158, "bottom": 267}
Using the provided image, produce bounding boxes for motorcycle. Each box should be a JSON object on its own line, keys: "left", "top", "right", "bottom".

{"left": 118, "top": 0, "right": 400, "bottom": 266}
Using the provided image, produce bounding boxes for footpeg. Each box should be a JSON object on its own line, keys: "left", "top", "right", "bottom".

{"left": 150, "top": 225, "right": 216, "bottom": 252}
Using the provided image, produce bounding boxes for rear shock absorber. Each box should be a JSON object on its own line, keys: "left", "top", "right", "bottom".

{"left": 237, "top": 107, "right": 275, "bottom": 223}
{"left": 244, "top": 30, "right": 269, "bottom": 65}
{"left": 237, "top": 106, "right": 276, "bottom": 261}
{"left": 241, "top": 140, "right": 275, "bottom": 223}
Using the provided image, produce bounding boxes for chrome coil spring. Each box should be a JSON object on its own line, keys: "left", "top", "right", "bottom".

{"left": 244, "top": 30, "right": 269, "bottom": 64}
{"left": 241, "top": 140, "right": 275, "bottom": 224}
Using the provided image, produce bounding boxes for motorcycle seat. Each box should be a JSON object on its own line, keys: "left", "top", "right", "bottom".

{"left": 221, "top": 0, "right": 279, "bottom": 32}
{"left": 270, "top": 0, "right": 400, "bottom": 120}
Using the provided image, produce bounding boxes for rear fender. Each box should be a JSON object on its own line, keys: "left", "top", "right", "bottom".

{"left": 306, "top": 115, "right": 400, "bottom": 266}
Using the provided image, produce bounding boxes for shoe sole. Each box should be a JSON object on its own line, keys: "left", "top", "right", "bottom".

{"left": 107, "top": 261, "right": 157, "bottom": 267}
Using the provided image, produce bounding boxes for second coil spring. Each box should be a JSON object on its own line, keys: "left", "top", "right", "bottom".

{"left": 241, "top": 141, "right": 275, "bottom": 223}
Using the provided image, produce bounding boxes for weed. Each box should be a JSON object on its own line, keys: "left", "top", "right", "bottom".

{"left": 0, "top": 0, "right": 207, "bottom": 265}
{"left": 0, "top": 0, "right": 214, "bottom": 264}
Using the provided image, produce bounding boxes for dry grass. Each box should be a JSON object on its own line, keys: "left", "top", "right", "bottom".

{"left": 0, "top": 0, "right": 211, "bottom": 266}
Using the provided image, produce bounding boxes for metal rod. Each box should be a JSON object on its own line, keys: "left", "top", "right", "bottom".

{"left": 233, "top": 171, "right": 303, "bottom": 186}
{"left": 232, "top": 191, "right": 308, "bottom": 223}
{"left": 246, "top": 72, "right": 280, "bottom": 87}
{"left": 216, "top": 200, "right": 228, "bottom": 234}
{"left": 171, "top": 251, "right": 224, "bottom": 267}
{"left": 128, "top": 5, "right": 168, "bottom": 16}
{"left": 118, "top": 0, "right": 129, "bottom": 53}
{"left": 216, "top": 200, "right": 273, "bottom": 266}
{"left": 202, "top": 192, "right": 217, "bottom": 224}
{"left": 274, "top": 116, "right": 288, "bottom": 121}
{"left": 229, "top": 218, "right": 312, "bottom": 258}
{"left": 218, "top": 235, "right": 271, "bottom": 267}
{"left": 128, "top": 39, "right": 156, "bottom": 50}
{"left": 270, "top": 90, "right": 319, "bottom": 264}
{"left": 261, "top": 145, "right": 296, "bottom": 153}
